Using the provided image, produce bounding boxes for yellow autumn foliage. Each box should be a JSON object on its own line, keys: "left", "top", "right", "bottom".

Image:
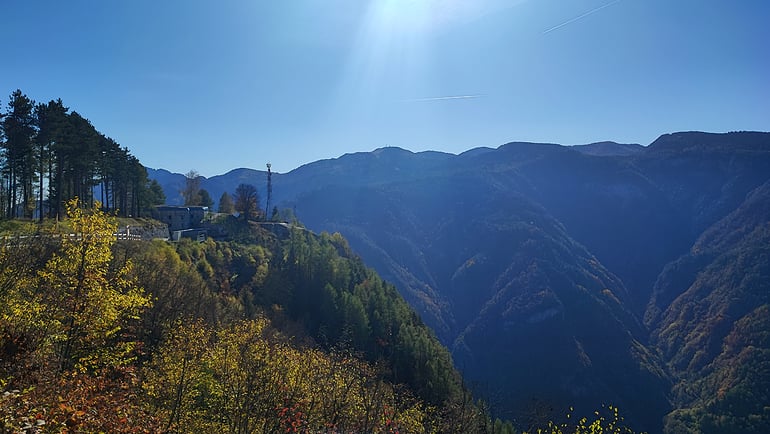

{"left": 1, "top": 198, "right": 151, "bottom": 372}
{"left": 145, "top": 317, "right": 439, "bottom": 433}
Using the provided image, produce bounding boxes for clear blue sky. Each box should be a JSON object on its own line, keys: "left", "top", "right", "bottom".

{"left": 2, "top": 0, "right": 768, "bottom": 176}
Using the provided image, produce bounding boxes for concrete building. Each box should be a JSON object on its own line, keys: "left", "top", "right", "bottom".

{"left": 152, "top": 206, "right": 208, "bottom": 232}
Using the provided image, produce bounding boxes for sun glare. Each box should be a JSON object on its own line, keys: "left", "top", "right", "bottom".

{"left": 372, "top": 0, "right": 522, "bottom": 32}
{"left": 331, "top": 1, "right": 435, "bottom": 107}
{"left": 326, "top": 0, "right": 523, "bottom": 130}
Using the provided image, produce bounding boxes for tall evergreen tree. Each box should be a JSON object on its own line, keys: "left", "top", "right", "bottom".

{"left": 198, "top": 188, "right": 214, "bottom": 209}
{"left": 49, "top": 111, "right": 100, "bottom": 216}
{"left": 68, "top": 112, "right": 99, "bottom": 206}
{"left": 96, "top": 134, "right": 118, "bottom": 210}
{"left": 34, "top": 99, "right": 68, "bottom": 221}
{"left": 218, "top": 192, "right": 234, "bottom": 214}
{"left": 111, "top": 146, "right": 132, "bottom": 216}
{"left": 130, "top": 156, "right": 155, "bottom": 217}
{"left": 2, "top": 90, "right": 37, "bottom": 219}
{"left": 145, "top": 179, "right": 166, "bottom": 208}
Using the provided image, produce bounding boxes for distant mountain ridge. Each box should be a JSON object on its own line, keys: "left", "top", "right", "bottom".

{"left": 149, "top": 131, "right": 770, "bottom": 433}
{"left": 571, "top": 141, "right": 644, "bottom": 156}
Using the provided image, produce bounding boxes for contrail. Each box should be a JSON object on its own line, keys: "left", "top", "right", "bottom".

{"left": 403, "top": 94, "right": 484, "bottom": 102}
{"left": 543, "top": 0, "right": 622, "bottom": 34}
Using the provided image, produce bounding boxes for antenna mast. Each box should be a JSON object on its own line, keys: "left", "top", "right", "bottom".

{"left": 265, "top": 163, "right": 273, "bottom": 219}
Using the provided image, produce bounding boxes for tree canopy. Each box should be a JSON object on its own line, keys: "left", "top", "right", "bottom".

{"left": 1, "top": 89, "right": 159, "bottom": 220}
{"left": 218, "top": 191, "right": 234, "bottom": 214}
{"left": 234, "top": 183, "right": 260, "bottom": 221}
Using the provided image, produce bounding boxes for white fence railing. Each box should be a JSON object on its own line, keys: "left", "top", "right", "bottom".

{"left": 1, "top": 231, "right": 143, "bottom": 243}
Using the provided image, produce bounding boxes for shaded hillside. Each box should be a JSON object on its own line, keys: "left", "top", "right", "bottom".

{"left": 149, "top": 130, "right": 770, "bottom": 432}
{"left": 292, "top": 166, "right": 671, "bottom": 432}
{"left": 637, "top": 132, "right": 770, "bottom": 238}
{"left": 647, "top": 181, "right": 770, "bottom": 433}
{"left": 468, "top": 141, "right": 692, "bottom": 313}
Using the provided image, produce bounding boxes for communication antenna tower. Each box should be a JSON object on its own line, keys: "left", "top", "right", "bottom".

{"left": 265, "top": 163, "right": 273, "bottom": 219}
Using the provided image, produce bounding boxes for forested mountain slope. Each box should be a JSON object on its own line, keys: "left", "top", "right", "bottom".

{"left": 1, "top": 205, "right": 494, "bottom": 433}
{"left": 647, "top": 181, "right": 770, "bottom": 432}
{"left": 150, "top": 131, "right": 770, "bottom": 432}
{"left": 283, "top": 148, "right": 671, "bottom": 432}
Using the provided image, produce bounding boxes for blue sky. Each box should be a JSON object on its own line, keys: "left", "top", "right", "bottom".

{"left": 2, "top": 0, "right": 768, "bottom": 175}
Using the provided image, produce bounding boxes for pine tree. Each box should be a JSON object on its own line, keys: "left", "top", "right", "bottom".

{"left": 2, "top": 90, "right": 37, "bottom": 218}
{"left": 146, "top": 179, "right": 167, "bottom": 207}
{"left": 218, "top": 192, "right": 235, "bottom": 214}
{"left": 198, "top": 188, "right": 214, "bottom": 209}
{"left": 34, "top": 99, "right": 68, "bottom": 221}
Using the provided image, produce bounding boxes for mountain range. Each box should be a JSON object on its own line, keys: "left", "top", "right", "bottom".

{"left": 148, "top": 131, "right": 770, "bottom": 433}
